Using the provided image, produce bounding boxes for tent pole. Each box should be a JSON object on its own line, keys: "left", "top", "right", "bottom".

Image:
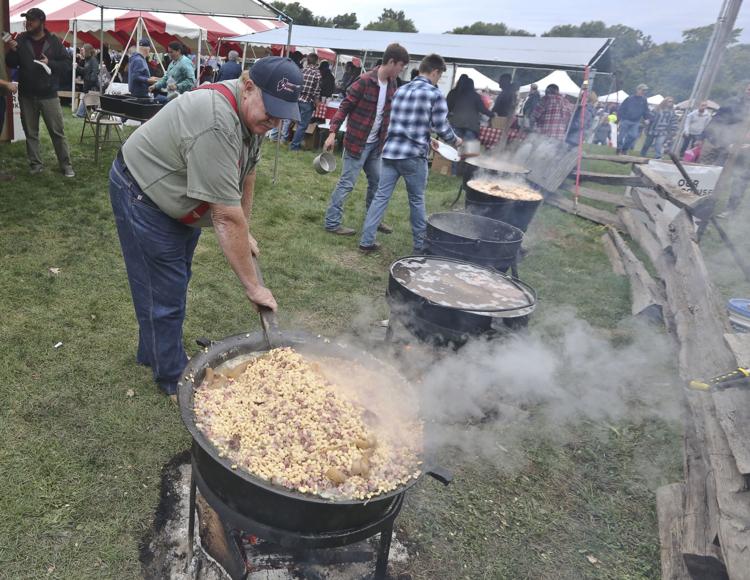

{"left": 574, "top": 66, "right": 591, "bottom": 210}
{"left": 142, "top": 25, "right": 166, "bottom": 75}
{"left": 196, "top": 28, "right": 202, "bottom": 78}
{"left": 71, "top": 20, "right": 77, "bottom": 116}
{"left": 273, "top": 20, "right": 294, "bottom": 185}
{"left": 110, "top": 18, "right": 138, "bottom": 85}
{"left": 136, "top": 15, "right": 142, "bottom": 46}
{"left": 99, "top": 7, "right": 105, "bottom": 91}
{"left": 241, "top": 42, "right": 248, "bottom": 69}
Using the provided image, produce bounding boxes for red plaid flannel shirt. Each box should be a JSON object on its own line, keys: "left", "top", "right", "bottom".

{"left": 299, "top": 65, "right": 321, "bottom": 104}
{"left": 533, "top": 94, "right": 574, "bottom": 140}
{"left": 329, "top": 67, "right": 397, "bottom": 159}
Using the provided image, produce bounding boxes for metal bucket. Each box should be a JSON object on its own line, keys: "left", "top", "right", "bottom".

{"left": 313, "top": 152, "right": 337, "bottom": 174}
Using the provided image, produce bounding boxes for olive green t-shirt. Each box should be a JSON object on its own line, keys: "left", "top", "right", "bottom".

{"left": 121, "top": 80, "right": 261, "bottom": 227}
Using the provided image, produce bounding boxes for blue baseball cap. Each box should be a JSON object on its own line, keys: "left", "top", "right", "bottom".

{"left": 249, "top": 56, "right": 303, "bottom": 122}
{"left": 138, "top": 38, "right": 152, "bottom": 47}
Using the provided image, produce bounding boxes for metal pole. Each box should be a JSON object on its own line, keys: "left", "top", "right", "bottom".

{"left": 273, "top": 21, "right": 293, "bottom": 185}
{"left": 71, "top": 19, "right": 77, "bottom": 115}
{"left": 672, "top": 0, "right": 743, "bottom": 154}
{"left": 241, "top": 42, "right": 247, "bottom": 69}
{"left": 142, "top": 25, "right": 166, "bottom": 75}
{"left": 196, "top": 28, "right": 202, "bottom": 78}
{"left": 99, "top": 7, "right": 105, "bottom": 91}
{"left": 110, "top": 18, "right": 138, "bottom": 87}
{"left": 574, "top": 66, "right": 591, "bottom": 209}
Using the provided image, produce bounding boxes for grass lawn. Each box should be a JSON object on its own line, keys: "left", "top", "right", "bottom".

{"left": 0, "top": 112, "right": 681, "bottom": 579}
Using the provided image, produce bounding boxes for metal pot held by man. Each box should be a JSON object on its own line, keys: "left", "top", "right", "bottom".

{"left": 109, "top": 56, "right": 303, "bottom": 397}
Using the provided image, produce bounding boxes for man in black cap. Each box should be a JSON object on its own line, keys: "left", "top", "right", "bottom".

{"left": 109, "top": 56, "right": 302, "bottom": 398}
{"left": 4, "top": 8, "right": 75, "bottom": 177}
{"left": 128, "top": 38, "right": 153, "bottom": 98}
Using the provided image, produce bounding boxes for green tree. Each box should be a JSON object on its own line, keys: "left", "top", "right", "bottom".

{"left": 271, "top": 1, "right": 316, "bottom": 25}
{"left": 543, "top": 21, "right": 653, "bottom": 64}
{"left": 271, "top": 2, "right": 359, "bottom": 29}
{"left": 364, "top": 9, "right": 417, "bottom": 33}
{"left": 449, "top": 21, "right": 533, "bottom": 36}
{"left": 331, "top": 13, "right": 359, "bottom": 29}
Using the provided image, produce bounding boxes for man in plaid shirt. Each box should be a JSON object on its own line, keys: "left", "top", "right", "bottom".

{"left": 323, "top": 44, "right": 410, "bottom": 235}
{"left": 359, "top": 54, "right": 461, "bottom": 253}
{"left": 532, "top": 84, "right": 574, "bottom": 141}
{"left": 290, "top": 53, "right": 321, "bottom": 150}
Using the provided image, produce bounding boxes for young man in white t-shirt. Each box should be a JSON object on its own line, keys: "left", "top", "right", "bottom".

{"left": 323, "top": 44, "right": 409, "bottom": 235}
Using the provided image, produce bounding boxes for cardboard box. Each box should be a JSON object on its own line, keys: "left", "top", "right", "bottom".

{"left": 431, "top": 153, "right": 453, "bottom": 176}
{"left": 491, "top": 116, "right": 508, "bottom": 130}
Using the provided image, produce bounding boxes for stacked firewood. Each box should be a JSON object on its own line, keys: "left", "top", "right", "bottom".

{"left": 601, "top": 185, "right": 750, "bottom": 580}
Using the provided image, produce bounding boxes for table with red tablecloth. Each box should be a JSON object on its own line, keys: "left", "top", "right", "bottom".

{"left": 314, "top": 100, "right": 341, "bottom": 120}
{"left": 479, "top": 126, "right": 502, "bottom": 148}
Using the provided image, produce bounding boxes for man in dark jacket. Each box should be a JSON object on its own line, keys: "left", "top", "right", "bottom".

{"left": 323, "top": 43, "right": 409, "bottom": 235}
{"left": 127, "top": 39, "right": 152, "bottom": 97}
{"left": 616, "top": 83, "right": 649, "bottom": 154}
{"left": 4, "top": 8, "right": 75, "bottom": 177}
{"left": 216, "top": 50, "right": 242, "bottom": 82}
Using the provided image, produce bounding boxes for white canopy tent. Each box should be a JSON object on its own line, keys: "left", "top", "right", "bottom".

{"left": 226, "top": 25, "right": 612, "bottom": 72}
{"left": 647, "top": 94, "right": 664, "bottom": 106}
{"left": 598, "top": 89, "right": 629, "bottom": 104}
{"left": 519, "top": 70, "right": 580, "bottom": 98}
{"left": 454, "top": 67, "right": 500, "bottom": 92}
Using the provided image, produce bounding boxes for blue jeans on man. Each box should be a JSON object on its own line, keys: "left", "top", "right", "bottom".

{"left": 290, "top": 101, "right": 315, "bottom": 150}
{"left": 360, "top": 157, "right": 429, "bottom": 251}
{"left": 617, "top": 119, "right": 642, "bottom": 153}
{"left": 109, "top": 156, "right": 201, "bottom": 395}
{"left": 640, "top": 134, "right": 668, "bottom": 158}
{"left": 325, "top": 140, "right": 382, "bottom": 230}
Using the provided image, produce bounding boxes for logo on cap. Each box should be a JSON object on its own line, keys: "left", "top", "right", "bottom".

{"left": 277, "top": 78, "right": 300, "bottom": 94}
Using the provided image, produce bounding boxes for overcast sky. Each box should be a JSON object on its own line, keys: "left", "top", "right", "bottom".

{"left": 300, "top": 0, "right": 750, "bottom": 43}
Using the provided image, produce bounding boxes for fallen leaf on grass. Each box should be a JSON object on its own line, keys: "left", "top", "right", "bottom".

{"left": 586, "top": 555, "right": 600, "bottom": 565}
{"left": 49, "top": 267, "right": 61, "bottom": 275}
{"left": 47, "top": 565, "right": 55, "bottom": 574}
{"left": 126, "top": 389, "right": 135, "bottom": 398}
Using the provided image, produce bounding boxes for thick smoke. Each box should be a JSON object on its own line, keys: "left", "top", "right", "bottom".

{"left": 359, "top": 308, "right": 683, "bottom": 469}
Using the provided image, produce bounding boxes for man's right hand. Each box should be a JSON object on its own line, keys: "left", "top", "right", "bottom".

{"left": 323, "top": 133, "right": 336, "bottom": 152}
{"left": 247, "top": 284, "right": 278, "bottom": 312}
{"left": 5, "top": 39, "right": 17, "bottom": 51}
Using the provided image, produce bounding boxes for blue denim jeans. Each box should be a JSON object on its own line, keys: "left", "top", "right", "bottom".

{"left": 640, "top": 134, "right": 667, "bottom": 158}
{"left": 109, "top": 157, "right": 201, "bottom": 394}
{"left": 290, "top": 101, "right": 315, "bottom": 150}
{"left": 617, "top": 119, "right": 641, "bottom": 152}
{"left": 267, "top": 119, "right": 291, "bottom": 141}
{"left": 324, "top": 141, "right": 382, "bottom": 230}
{"left": 360, "top": 157, "right": 428, "bottom": 251}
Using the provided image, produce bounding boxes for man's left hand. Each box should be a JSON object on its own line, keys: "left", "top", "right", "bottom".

{"left": 248, "top": 233, "right": 259, "bottom": 256}
{"left": 39, "top": 53, "right": 49, "bottom": 65}
{"left": 454, "top": 137, "right": 464, "bottom": 149}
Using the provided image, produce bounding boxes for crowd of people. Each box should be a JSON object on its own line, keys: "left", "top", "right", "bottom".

{"left": 3, "top": 9, "right": 750, "bottom": 398}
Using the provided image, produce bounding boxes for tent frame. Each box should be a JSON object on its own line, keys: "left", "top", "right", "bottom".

{"left": 62, "top": 0, "right": 292, "bottom": 115}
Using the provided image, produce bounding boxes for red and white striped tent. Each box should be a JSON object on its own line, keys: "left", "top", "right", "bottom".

{"left": 9, "top": 0, "right": 287, "bottom": 52}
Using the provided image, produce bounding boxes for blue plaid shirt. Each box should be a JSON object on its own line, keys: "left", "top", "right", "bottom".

{"left": 383, "top": 76, "right": 458, "bottom": 160}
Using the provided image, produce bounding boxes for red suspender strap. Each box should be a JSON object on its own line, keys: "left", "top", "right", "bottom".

{"left": 178, "top": 84, "right": 240, "bottom": 225}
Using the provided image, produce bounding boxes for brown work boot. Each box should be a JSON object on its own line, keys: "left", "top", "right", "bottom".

{"left": 326, "top": 226, "right": 356, "bottom": 236}
{"left": 377, "top": 222, "right": 393, "bottom": 234}
{"left": 359, "top": 243, "right": 382, "bottom": 254}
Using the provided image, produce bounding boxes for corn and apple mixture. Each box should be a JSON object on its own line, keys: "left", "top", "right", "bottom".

{"left": 193, "top": 347, "right": 422, "bottom": 500}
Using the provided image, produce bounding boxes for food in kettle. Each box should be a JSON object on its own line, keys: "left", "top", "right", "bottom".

{"left": 467, "top": 179, "right": 543, "bottom": 201}
{"left": 193, "top": 347, "right": 422, "bottom": 500}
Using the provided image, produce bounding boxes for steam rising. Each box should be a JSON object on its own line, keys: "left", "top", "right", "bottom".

{"left": 344, "top": 308, "right": 683, "bottom": 471}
